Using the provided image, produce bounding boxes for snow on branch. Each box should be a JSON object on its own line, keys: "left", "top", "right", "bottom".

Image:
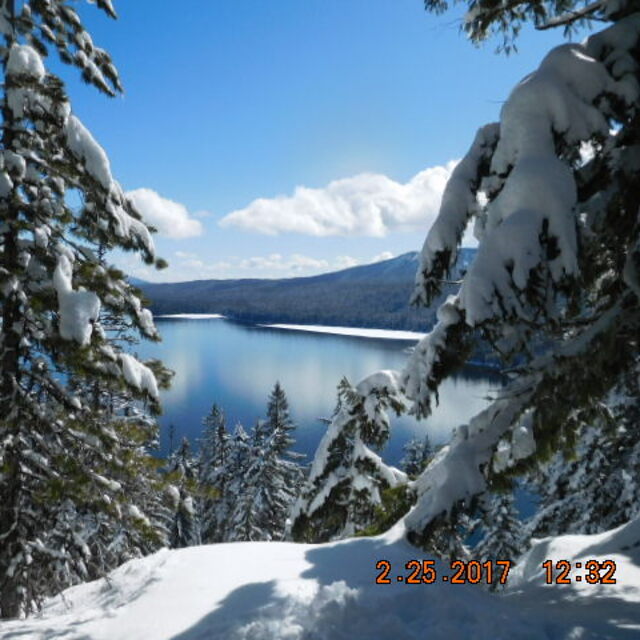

{"left": 7, "top": 44, "right": 46, "bottom": 80}
{"left": 65, "top": 115, "right": 113, "bottom": 190}
{"left": 411, "top": 27, "right": 636, "bottom": 357}
{"left": 404, "top": 389, "right": 533, "bottom": 536}
{"left": 404, "top": 291, "right": 633, "bottom": 540}
{"left": 119, "top": 353, "right": 159, "bottom": 400}
{"left": 399, "top": 13, "right": 640, "bottom": 543}
{"left": 402, "top": 296, "right": 469, "bottom": 419}
{"left": 412, "top": 123, "right": 499, "bottom": 307}
{"left": 53, "top": 253, "right": 101, "bottom": 346}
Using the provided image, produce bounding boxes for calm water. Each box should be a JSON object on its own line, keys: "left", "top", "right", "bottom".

{"left": 137, "top": 318, "right": 502, "bottom": 466}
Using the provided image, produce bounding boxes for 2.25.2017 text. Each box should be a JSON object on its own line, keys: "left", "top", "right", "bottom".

{"left": 375, "top": 559, "right": 512, "bottom": 585}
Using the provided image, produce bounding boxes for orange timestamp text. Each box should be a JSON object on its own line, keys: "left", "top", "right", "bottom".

{"left": 375, "top": 559, "right": 619, "bottom": 587}
{"left": 375, "top": 559, "right": 512, "bottom": 585}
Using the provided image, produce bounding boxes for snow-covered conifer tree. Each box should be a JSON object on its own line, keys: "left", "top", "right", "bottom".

{"left": 0, "top": 0, "right": 170, "bottom": 617}
{"left": 227, "top": 384, "right": 304, "bottom": 541}
{"left": 530, "top": 367, "right": 640, "bottom": 536}
{"left": 474, "top": 491, "right": 525, "bottom": 583}
{"left": 166, "top": 438, "right": 200, "bottom": 549}
{"left": 291, "top": 374, "right": 406, "bottom": 542}
{"left": 225, "top": 433, "right": 262, "bottom": 542}
{"left": 37, "top": 381, "right": 171, "bottom": 590}
{"left": 198, "top": 404, "right": 231, "bottom": 544}
{"left": 218, "top": 423, "right": 251, "bottom": 541}
{"left": 265, "top": 382, "right": 305, "bottom": 492}
{"left": 400, "top": 434, "right": 432, "bottom": 478}
{"left": 373, "top": 0, "right": 640, "bottom": 550}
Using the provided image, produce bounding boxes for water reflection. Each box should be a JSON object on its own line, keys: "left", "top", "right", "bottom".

{"left": 137, "top": 318, "right": 502, "bottom": 466}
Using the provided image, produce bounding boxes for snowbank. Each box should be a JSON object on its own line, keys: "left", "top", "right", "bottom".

{"left": 262, "top": 323, "right": 426, "bottom": 341}
{"left": 3, "top": 519, "right": 640, "bottom": 639}
{"left": 155, "top": 313, "right": 226, "bottom": 320}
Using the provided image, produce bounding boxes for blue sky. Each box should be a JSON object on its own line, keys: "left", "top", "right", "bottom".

{"left": 67, "top": 1, "right": 584, "bottom": 282}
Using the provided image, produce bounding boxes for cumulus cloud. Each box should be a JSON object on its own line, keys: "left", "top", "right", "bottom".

{"left": 219, "top": 162, "right": 457, "bottom": 237}
{"left": 334, "top": 255, "right": 360, "bottom": 270}
{"left": 126, "top": 251, "right": 341, "bottom": 283}
{"left": 127, "top": 188, "right": 203, "bottom": 239}
{"left": 174, "top": 250, "right": 197, "bottom": 259}
{"left": 371, "top": 251, "right": 394, "bottom": 263}
{"left": 239, "top": 253, "right": 329, "bottom": 273}
{"left": 124, "top": 248, "right": 405, "bottom": 284}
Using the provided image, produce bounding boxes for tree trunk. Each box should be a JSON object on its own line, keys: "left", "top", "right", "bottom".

{"left": 0, "top": 0, "right": 26, "bottom": 620}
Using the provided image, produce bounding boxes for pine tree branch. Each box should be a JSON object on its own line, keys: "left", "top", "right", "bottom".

{"left": 536, "top": 1, "right": 604, "bottom": 30}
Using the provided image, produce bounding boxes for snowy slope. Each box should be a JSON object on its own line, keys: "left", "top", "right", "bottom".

{"left": 2, "top": 519, "right": 640, "bottom": 639}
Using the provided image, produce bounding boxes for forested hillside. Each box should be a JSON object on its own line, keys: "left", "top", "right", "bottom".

{"left": 138, "top": 249, "right": 476, "bottom": 331}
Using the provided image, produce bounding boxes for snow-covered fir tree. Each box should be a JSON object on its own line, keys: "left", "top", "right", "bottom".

{"left": 227, "top": 383, "right": 304, "bottom": 542}
{"left": 0, "top": 0, "right": 171, "bottom": 618}
{"left": 400, "top": 434, "right": 432, "bottom": 478}
{"left": 166, "top": 437, "right": 200, "bottom": 549}
{"left": 198, "top": 403, "right": 231, "bottom": 544}
{"left": 225, "top": 422, "right": 263, "bottom": 542}
{"left": 474, "top": 491, "right": 526, "bottom": 585}
{"left": 290, "top": 374, "right": 407, "bottom": 542}
{"left": 217, "top": 422, "right": 251, "bottom": 541}
{"left": 529, "top": 366, "right": 640, "bottom": 536}
{"left": 37, "top": 380, "right": 171, "bottom": 591}
{"left": 352, "top": 0, "right": 640, "bottom": 551}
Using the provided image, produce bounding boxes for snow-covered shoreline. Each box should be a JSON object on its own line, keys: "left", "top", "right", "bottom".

{"left": 260, "top": 323, "right": 427, "bottom": 341}
{"left": 155, "top": 313, "right": 225, "bottom": 320}
{"left": 152, "top": 314, "right": 426, "bottom": 341}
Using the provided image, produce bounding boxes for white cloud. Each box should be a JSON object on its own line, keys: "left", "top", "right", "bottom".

{"left": 125, "top": 251, "right": 340, "bottom": 283}
{"left": 334, "top": 255, "right": 360, "bottom": 270}
{"left": 371, "top": 251, "right": 394, "bottom": 263}
{"left": 127, "top": 188, "right": 203, "bottom": 239}
{"left": 123, "top": 248, "right": 410, "bottom": 284}
{"left": 238, "top": 253, "right": 329, "bottom": 273}
{"left": 219, "top": 161, "right": 457, "bottom": 237}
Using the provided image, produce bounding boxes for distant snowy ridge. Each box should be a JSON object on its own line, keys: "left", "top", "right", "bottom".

{"left": 2, "top": 518, "right": 639, "bottom": 639}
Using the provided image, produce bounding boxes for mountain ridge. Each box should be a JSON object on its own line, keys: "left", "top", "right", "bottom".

{"left": 137, "top": 249, "right": 476, "bottom": 332}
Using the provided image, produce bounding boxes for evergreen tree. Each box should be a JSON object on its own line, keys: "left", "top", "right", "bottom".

{"left": 265, "top": 381, "right": 305, "bottom": 491}
{"left": 529, "top": 367, "right": 640, "bottom": 536}
{"left": 218, "top": 423, "right": 251, "bottom": 541}
{"left": 400, "top": 434, "right": 432, "bottom": 478}
{"left": 227, "top": 383, "right": 304, "bottom": 542}
{"left": 166, "top": 438, "right": 200, "bottom": 549}
{"left": 291, "top": 374, "right": 406, "bottom": 542}
{"left": 475, "top": 491, "right": 525, "bottom": 586}
{"left": 370, "top": 0, "right": 640, "bottom": 550}
{"left": 0, "top": 0, "right": 170, "bottom": 618}
{"left": 424, "top": 503, "right": 474, "bottom": 563}
{"left": 43, "top": 382, "right": 171, "bottom": 584}
{"left": 225, "top": 424, "right": 262, "bottom": 542}
{"left": 198, "top": 404, "right": 231, "bottom": 543}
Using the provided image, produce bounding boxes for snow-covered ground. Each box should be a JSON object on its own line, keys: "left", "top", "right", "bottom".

{"left": 3, "top": 519, "right": 640, "bottom": 639}
{"left": 262, "top": 323, "right": 426, "bottom": 341}
{"left": 155, "top": 313, "right": 226, "bottom": 319}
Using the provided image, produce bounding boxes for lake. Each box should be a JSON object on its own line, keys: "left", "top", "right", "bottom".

{"left": 137, "top": 317, "right": 502, "bottom": 467}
